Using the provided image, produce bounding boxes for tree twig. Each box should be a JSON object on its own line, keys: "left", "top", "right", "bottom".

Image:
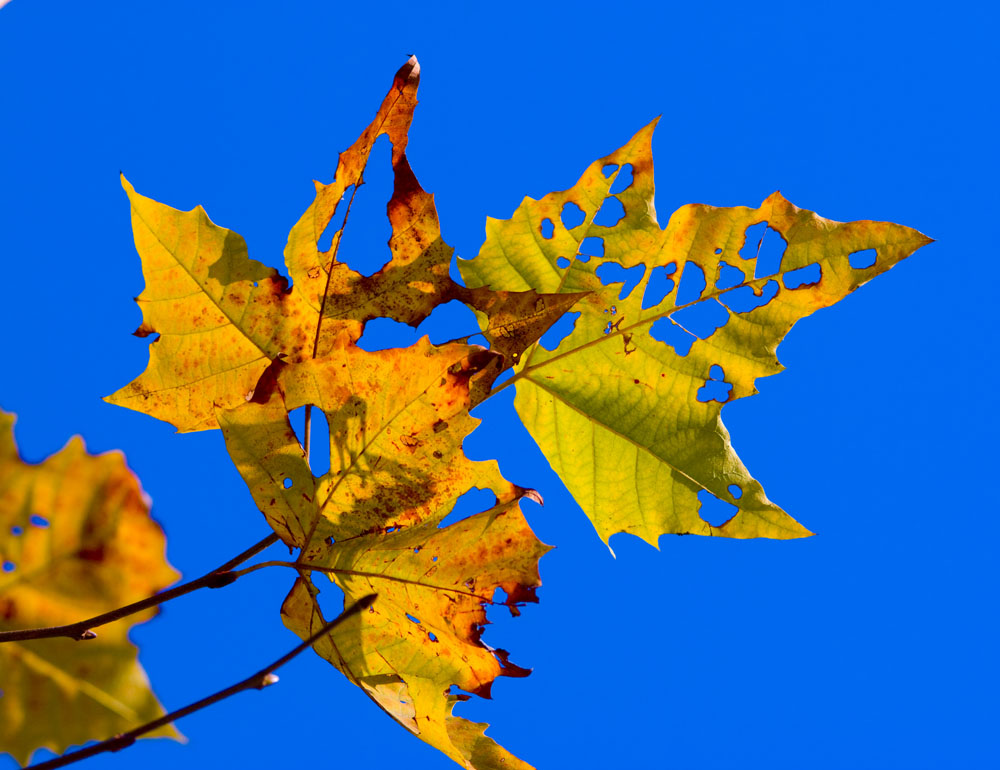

{"left": 0, "top": 532, "right": 281, "bottom": 643}
{"left": 26, "top": 593, "right": 377, "bottom": 770}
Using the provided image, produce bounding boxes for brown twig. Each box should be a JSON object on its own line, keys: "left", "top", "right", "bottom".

{"left": 0, "top": 532, "right": 281, "bottom": 643}
{"left": 26, "top": 593, "right": 377, "bottom": 770}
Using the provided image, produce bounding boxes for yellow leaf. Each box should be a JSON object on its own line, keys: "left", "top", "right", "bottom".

{"left": 459, "top": 121, "right": 932, "bottom": 548}
{"left": 0, "top": 410, "right": 180, "bottom": 766}
{"left": 282, "top": 497, "right": 548, "bottom": 770}
{"left": 218, "top": 337, "right": 521, "bottom": 549}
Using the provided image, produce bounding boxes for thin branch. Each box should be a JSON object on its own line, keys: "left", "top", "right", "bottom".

{"left": 26, "top": 594, "right": 377, "bottom": 770}
{"left": 0, "top": 532, "right": 280, "bottom": 644}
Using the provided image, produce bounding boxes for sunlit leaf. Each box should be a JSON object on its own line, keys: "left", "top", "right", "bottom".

{"left": 0, "top": 410, "right": 179, "bottom": 766}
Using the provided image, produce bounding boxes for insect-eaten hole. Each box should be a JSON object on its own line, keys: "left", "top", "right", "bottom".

{"left": 329, "top": 134, "right": 394, "bottom": 276}
{"left": 697, "top": 364, "right": 733, "bottom": 403}
{"left": 721, "top": 279, "right": 780, "bottom": 313}
{"left": 675, "top": 261, "right": 707, "bottom": 306}
{"left": 282, "top": 478, "right": 293, "bottom": 489}
{"left": 30, "top": 515, "right": 49, "bottom": 528}
{"left": 540, "top": 217, "right": 554, "bottom": 239}
{"left": 594, "top": 196, "right": 625, "bottom": 227}
{"left": 849, "top": 249, "right": 877, "bottom": 269}
{"left": 287, "top": 405, "right": 331, "bottom": 476}
{"left": 783, "top": 263, "right": 822, "bottom": 289}
{"left": 602, "top": 163, "right": 619, "bottom": 178}
{"left": 670, "top": 299, "right": 730, "bottom": 339}
{"left": 739, "top": 222, "right": 788, "bottom": 279}
{"left": 358, "top": 300, "right": 480, "bottom": 352}
{"left": 556, "top": 256, "right": 571, "bottom": 269}
{"left": 649, "top": 318, "right": 696, "bottom": 356}
{"left": 595, "top": 262, "right": 646, "bottom": 301}
{"left": 642, "top": 263, "right": 677, "bottom": 309}
{"left": 697, "top": 489, "right": 739, "bottom": 527}
{"left": 539, "top": 311, "right": 581, "bottom": 351}
{"left": 716, "top": 262, "right": 746, "bottom": 290}
{"left": 728, "top": 484, "right": 743, "bottom": 500}
{"left": 406, "top": 614, "right": 421, "bottom": 625}
{"left": 714, "top": 247, "right": 723, "bottom": 255}
{"left": 428, "top": 631, "right": 439, "bottom": 642}
{"left": 10, "top": 526, "right": 22, "bottom": 536}
{"left": 438, "top": 487, "right": 496, "bottom": 529}
{"left": 2, "top": 561, "right": 15, "bottom": 573}
{"left": 560, "top": 201, "right": 586, "bottom": 229}
{"left": 579, "top": 236, "right": 604, "bottom": 261}
{"left": 610, "top": 164, "right": 633, "bottom": 194}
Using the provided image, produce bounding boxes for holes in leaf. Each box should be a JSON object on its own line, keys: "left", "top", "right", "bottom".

{"left": 560, "top": 201, "right": 585, "bottom": 229}
{"left": 556, "top": 257, "right": 571, "bottom": 269}
{"left": 716, "top": 262, "right": 746, "bottom": 290}
{"left": 671, "top": 299, "right": 730, "bottom": 339}
{"left": 649, "top": 318, "right": 696, "bottom": 356}
{"left": 849, "top": 249, "right": 877, "bottom": 269}
{"left": 721, "top": 279, "right": 780, "bottom": 313}
{"left": 429, "top": 631, "right": 439, "bottom": 642}
{"left": 697, "top": 364, "right": 733, "bottom": 403}
{"left": 579, "top": 237, "right": 604, "bottom": 260}
{"left": 739, "top": 222, "right": 788, "bottom": 278}
{"left": 675, "top": 262, "right": 707, "bottom": 306}
{"left": 594, "top": 196, "right": 625, "bottom": 227}
{"left": 783, "top": 263, "right": 822, "bottom": 289}
{"left": 539, "top": 310, "right": 580, "bottom": 351}
{"left": 29, "top": 515, "right": 49, "bottom": 528}
{"left": 714, "top": 248, "right": 723, "bottom": 255}
{"left": 333, "top": 135, "right": 394, "bottom": 276}
{"left": 406, "top": 614, "right": 421, "bottom": 625}
{"left": 642, "top": 264, "right": 677, "bottom": 309}
{"left": 595, "top": 262, "right": 646, "bottom": 301}
{"left": 438, "top": 487, "right": 496, "bottom": 529}
{"left": 610, "top": 164, "right": 633, "bottom": 194}
{"left": 602, "top": 163, "right": 619, "bottom": 178}
{"left": 282, "top": 478, "right": 293, "bottom": 489}
{"left": 540, "top": 218, "right": 554, "bottom": 239}
{"left": 697, "top": 489, "right": 738, "bottom": 527}
{"left": 318, "top": 184, "right": 354, "bottom": 253}
{"left": 10, "top": 526, "right": 22, "bottom": 536}
{"left": 358, "top": 301, "right": 479, "bottom": 352}
{"left": 728, "top": 484, "right": 743, "bottom": 500}
{"left": 2, "top": 561, "right": 14, "bottom": 573}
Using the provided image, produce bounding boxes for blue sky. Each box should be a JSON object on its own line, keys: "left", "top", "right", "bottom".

{"left": 1, "top": 1, "right": 997, "bottom": 768}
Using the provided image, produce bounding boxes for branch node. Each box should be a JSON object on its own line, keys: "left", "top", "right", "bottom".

{"left": 258, "top": 673, "right": 280, "bottom": 689}
{"left": 76, "top": 630, "right": 98, "bottom": 641}
{"left": 206, "top": 570, "right": 238, "bottom": 589}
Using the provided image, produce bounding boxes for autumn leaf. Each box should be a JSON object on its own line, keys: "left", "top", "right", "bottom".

{"left": 107, "top": 56, "right": 578, "bottom": 432}
{"left": 218, "top": 337, "right": 525, "bottom": 549}
{"left": 459, "top": 121, "right": 932, "bottom": 548}
{"left": 281, "top": 497, "right": 548, "bottom": 770}
{"left": 0, "top": 410, "right": 179, "bottom": 766}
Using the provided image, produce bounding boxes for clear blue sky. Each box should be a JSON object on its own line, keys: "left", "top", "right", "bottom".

{"left": 1, "top": 1, "right": 997, "bottom": 768}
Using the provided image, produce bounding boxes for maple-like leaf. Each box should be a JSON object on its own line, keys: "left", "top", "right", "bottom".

{"left": 460, "top": 121, "right": 932, "bottom": 548}
{"left": 0, "top": 410, "right": 179, "bottom": 766}
{"left": 218, "top": 337, "right": 524, "bottom": 549}
{"left": 281, "top": 497, "right": 548, "bottom": 770}
{"left": 106, "top": 57, "right": 578, "bottom": 432}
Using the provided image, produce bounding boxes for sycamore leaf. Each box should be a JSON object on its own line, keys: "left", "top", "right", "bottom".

{"left": 281, "top": 497, "right": 548, "bottom": 770}
{"left": 107, "top": 57, "right": 576, "bottom": 432}
{"left": 218, "top": 338, "right": 523, "bottom": 548}
{"left": 0, "top": 410, "right": 179, "bottom": 766}
{"left": 459, "top": 121, "right": 932, "bottom": 548}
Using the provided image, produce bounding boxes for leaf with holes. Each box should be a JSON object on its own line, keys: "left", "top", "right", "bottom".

{"left": 459, "top": 122, "right": 932, "bottom": 548}
{"left": 0, "top": 410, "right": 179, "bottom": 766}
{"left": 107, "top": 56, "right": 579, "bottom": 432}
{"left": 281, "top": 496, "right": 548, "bottom": 770}
{"left": 218, "top": 337, "right": 525, "bottom": 549}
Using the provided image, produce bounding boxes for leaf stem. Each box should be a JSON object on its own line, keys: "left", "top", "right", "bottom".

{"left": 25, "top": 594, "right": 377, "bottom": 770}
{"left": 0, "top": 532, "right": 280, "bottom": 643}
